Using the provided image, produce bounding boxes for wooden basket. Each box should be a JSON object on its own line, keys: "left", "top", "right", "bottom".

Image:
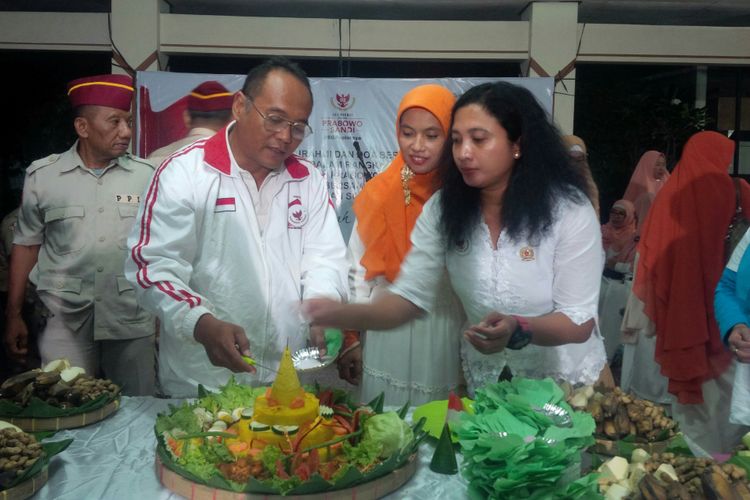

{"left": 155, "top": 451, "right": 418, "bottom": 500}
{"left": 6, "top": 398, "right": 120, "bottom": 432}
{"left": 0, "top": 466, "right": 48, "bottom": 500}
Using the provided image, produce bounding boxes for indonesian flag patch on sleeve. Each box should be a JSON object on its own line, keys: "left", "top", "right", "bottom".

{"left": 215, "top": 197, "right": 236, "bottom": 213}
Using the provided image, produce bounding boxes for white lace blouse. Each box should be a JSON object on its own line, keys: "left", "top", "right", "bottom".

{"left": 390, "top": 192, "right": 606, "bottom": 394}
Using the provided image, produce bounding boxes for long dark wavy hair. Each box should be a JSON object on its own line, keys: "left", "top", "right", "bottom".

{"left": 439, "top": 81, "right": 588, "bottom": 247}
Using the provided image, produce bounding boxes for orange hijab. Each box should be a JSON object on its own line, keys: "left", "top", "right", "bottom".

{"left": 353, "top": 84, "right": 456, "bottom": 282}
{"left": 633, "top": 131, "right": 750, "bottom": 404}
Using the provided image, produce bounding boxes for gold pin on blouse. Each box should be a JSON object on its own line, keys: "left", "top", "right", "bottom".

{"left": 520, "top": 246, "right": 535, "bottom": 261}
{"left": 401, "top": 164, "right": 414, "bottom": 205}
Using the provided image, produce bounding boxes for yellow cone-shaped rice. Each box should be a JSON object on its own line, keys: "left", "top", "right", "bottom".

{"left": 270, "top": 347, "right": 304, "bottom": 406}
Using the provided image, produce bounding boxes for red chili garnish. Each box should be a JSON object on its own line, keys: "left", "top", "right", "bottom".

{"left": 308, "top": 448, "right": 320, "bottom": 472}
{"left": 275, "top": 458, "right": 290, "bottom": 479}
{"left": 294, "top": 462, "right": 311, "bottom": 481}
{"left": 332, "top": 404, "right": 353, "bottom": 418}
{"left": 332, "top": 414, "right": 353, "bottom": 433}
{"left": 292, "top": 420, "right": 322, "bottom": 452}
{"left": 318, "top": 389, "right": 334, "bottom": 407}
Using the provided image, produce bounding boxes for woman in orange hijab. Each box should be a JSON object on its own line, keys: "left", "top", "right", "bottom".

{"left": 346, "top": 84, "right": 465, "bottom": 405}
{"left": 631, "top": 131, "right": 750, "bottom": 453}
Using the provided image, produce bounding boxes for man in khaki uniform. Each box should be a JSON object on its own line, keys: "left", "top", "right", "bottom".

{"left": 4, "top": 74, "right": 156, "bottom": 395}
{"left": 147, "top": 80, "right": 233, "bottom": 167}
{"left": 0, "top": 208, "right": 16, "bottom": 299}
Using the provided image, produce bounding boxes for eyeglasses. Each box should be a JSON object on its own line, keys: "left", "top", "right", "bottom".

{"left": 246, "top": 95, "right": 312, "bottom": 140}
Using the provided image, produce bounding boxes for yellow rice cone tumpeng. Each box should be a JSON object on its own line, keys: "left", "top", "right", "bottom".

{"left": 270, "top": 347, "right": 304, "bottom": 406}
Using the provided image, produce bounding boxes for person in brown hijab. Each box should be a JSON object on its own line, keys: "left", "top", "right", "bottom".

{"left": 563, "top": 135, "right": 600, "bottom": 218}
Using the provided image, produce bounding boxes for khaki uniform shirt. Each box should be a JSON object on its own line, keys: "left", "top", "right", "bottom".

{"left": 0, "top": 208, "right": 18, "bottom": 292}
{"left": 14, "top": 142, "right": 155, "bottom": 340}
{"left": 147, "top": 127, "right": 216, "bottom": 167}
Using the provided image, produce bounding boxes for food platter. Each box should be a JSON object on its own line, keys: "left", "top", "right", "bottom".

{"left": 0, "top": 360, "right": 122, "bottom": 432}
{"left": 4, "top": 398, "right": 120, "bottom": 432}
{"left": 155, "top": 452, "right": 417, "bottom": 500}
{"left": 155, "top": 347, "right": 425, "bottom": 498}
{"left": 0, "top": 466, "right": 48, "bottom": 500}
{"left": 0, "top": 423, "right": 71, "bottom": 500}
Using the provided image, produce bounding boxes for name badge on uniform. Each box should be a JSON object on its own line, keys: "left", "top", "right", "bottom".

{"left": 215, "top": 197, "right": 236, "bottom": 213}
{"left": 116, "top": 194, "right": 141, "bottom": 204}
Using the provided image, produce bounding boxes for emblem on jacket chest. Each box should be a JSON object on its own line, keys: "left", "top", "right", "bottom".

{"left": 288, "top": 197, "right": 308, "bottom": 228}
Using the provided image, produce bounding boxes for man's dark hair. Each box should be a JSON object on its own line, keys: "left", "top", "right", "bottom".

{"left": 439, "top": 81, "right": 587, "bottom": 247}
{"left": 241, "top": 56, "right": 312, "bottom": 102}
{"left": 73, "top": 105, "right": 94, "bottom": 119}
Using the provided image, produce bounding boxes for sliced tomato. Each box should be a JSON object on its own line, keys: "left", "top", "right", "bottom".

{"left": 275, "top": 458, "right": 290, "bottom": 479}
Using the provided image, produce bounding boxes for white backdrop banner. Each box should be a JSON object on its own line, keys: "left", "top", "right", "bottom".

{"left": 136, "top": 72, "right": 554, "bottom": 241}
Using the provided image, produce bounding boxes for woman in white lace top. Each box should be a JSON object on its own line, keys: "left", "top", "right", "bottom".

{"left": 305, "top": 81, "right": 606, "bottom": 395}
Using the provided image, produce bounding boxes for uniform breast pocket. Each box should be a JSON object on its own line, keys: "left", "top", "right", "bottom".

{"left": 117, "top": 204, "right": 139, "bottom": 249}
{"left": 44, "top": 206, "right": 86, "bottom": 255}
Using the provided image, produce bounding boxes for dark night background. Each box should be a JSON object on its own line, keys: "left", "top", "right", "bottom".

{"left": 0, "top": 50, "right": 746, "bottom": 222}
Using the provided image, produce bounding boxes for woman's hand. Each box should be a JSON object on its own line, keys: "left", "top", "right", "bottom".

{"left": 301, "top": 298, "right": 344, "bottom": 327}
{"left": 464, "top": 311, "right": 517, "bottom": 354}
{"left": 303, "top": 293, "right": 422, "bottom": 332}
{"left": 728, "top": 324, "right": 750, "bottom": 363}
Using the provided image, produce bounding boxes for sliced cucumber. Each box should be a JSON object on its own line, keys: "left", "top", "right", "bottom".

{"left": 209, "top": 420, "right": 227, "bottom": 431}
{"left": 249, "top": 421, "right": 271, "bottom": 432}
{"left": 271, "top": 424, "right": 300, "bottom": 436}
{"left": 319, "top": 405, "right": 334, "bottom": 418}
{"left": 240, "top": 407, "right": 254, "bottom": 419}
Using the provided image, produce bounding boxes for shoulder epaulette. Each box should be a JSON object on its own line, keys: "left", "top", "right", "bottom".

{"left": 26, "top": 154, "right": 61, "bottom": 174}
{"left": 123, "top": 153, "right": 156, "bottom": 170}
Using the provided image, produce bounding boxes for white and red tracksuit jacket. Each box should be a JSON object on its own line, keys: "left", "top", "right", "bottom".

{"left": 125, "top": 125, "right": 348, "bottom": 397}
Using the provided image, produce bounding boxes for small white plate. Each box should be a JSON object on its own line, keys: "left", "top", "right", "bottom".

{"left": 291, "top": 347, "right": 335, "bottom": 373}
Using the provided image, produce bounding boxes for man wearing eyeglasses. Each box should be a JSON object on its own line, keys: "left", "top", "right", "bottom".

{"left": 125, "top": 57, "right": 348, "bottom": 397}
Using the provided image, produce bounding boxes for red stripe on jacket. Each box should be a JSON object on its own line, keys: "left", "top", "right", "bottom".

{"left": 131, "top": 141, "right": 206, "bottom": 308}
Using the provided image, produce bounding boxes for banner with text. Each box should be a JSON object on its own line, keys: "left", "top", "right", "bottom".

{"left": 136, "top": 73, "right": 553, "bottom": 241}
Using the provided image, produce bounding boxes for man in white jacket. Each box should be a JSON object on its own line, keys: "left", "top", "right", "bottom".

{"left": 125, "top": 57, "right": 348, "bottom": 397}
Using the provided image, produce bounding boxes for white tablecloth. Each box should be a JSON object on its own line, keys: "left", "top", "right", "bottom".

{"left": 34, "top": 396, "right": 468, "bottom": 499}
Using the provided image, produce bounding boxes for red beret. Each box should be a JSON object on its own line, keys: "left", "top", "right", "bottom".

{"left": 188, "top": 81, "right": 233, "bottom": 112}
{"left": 67, "top": 74, "right": 134, "bottom": 111}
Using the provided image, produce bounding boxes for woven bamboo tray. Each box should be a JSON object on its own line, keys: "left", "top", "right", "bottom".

{"left": 0, "top": 466, "right": 48, "bottom": 500}
{"left": 155, "top": 452, "right": 417, "bottom": 500}
{"left": 6, "top": 398, "right": 120, "bottom": 432}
